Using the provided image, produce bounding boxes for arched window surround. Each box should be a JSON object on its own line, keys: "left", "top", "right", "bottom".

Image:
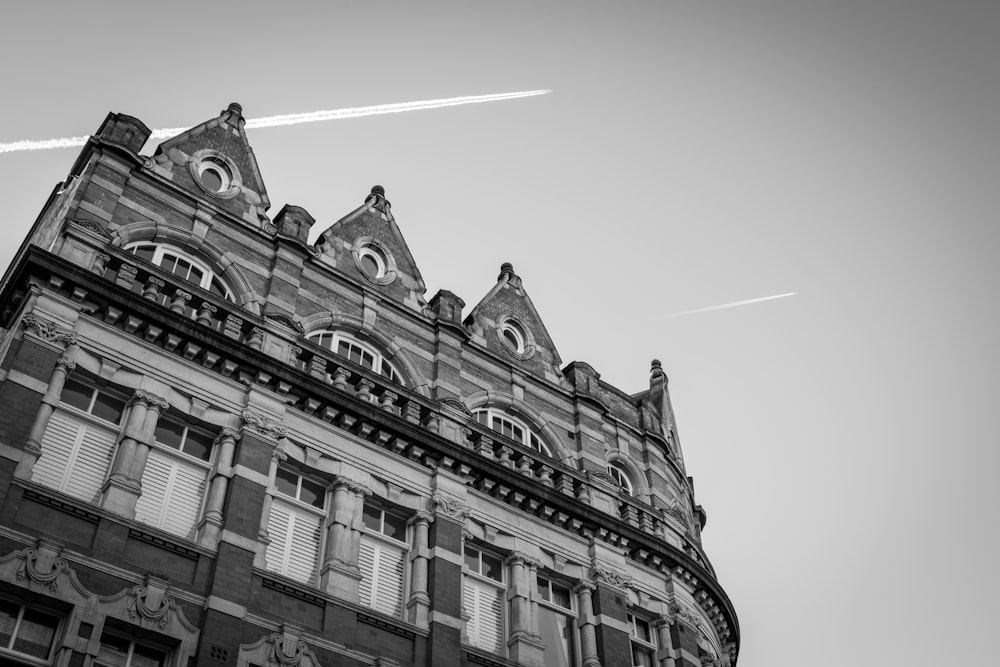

{"left": 306, "top": 330, "right": 405, "bottom": 386}
{"left": 109, "top": 221, "right": 261, "bottom": 315}
{"left": 605, "top": 453, "right": 650, "bottom": 502}
{"left": 464, "top": 391, "right": 571, "bottom": 464}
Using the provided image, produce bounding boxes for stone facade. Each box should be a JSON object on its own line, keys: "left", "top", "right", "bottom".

{"left": 0, "top": 104, "right": 738, "bottom": 667}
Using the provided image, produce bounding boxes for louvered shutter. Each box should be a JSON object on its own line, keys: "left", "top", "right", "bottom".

{"left": 265, "top": 498, "right": 322, "bottom": 584}
{"left": 33, "top": 410, "right": 114, "bottom": 503}
{"left": 359, "top": 536, "right": 405, "bottom": 616}
{"left": 463, "top": 577, "right": 504, "bottom": 654}
{"left": 134, "top": 448, "right": 207, "bottom": 539}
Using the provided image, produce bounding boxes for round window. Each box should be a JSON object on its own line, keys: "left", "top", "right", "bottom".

{"left": 358, "top": 245, "right": 387, "bottom": 280}
{"left": 197, "top": 158, "right": 231, "bottom": 193}
{"left": 500, "top": 320, "right": 527, "bottom": 353}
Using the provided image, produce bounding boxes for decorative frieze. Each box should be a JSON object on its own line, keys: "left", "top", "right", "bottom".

{"left": 21, "top": 314, "right": 77, "bottom": 346}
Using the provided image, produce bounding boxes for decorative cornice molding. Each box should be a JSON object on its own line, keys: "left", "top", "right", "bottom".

{"left": 21, "top": 314, "right": 77, "bottom": 346}
{"left": 241, "top": 408, "right": 288, "bottom": 440}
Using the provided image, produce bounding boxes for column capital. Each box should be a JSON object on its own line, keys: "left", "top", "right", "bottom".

{"left": 214, "top": 427, "right": 241, "bottom": 446}
{"left": 408, "top": 510, "right": 435, "bottom": 526}
{"left": 506, "top": 551, "right": 540, "bottom": 568}
{"left": 573, "top": 580, "right": 597, "bottom": 596}
{"left": 129, "top": 389, "right": 169, "bottom": 412}
{"left": 332, "top": 476, "right": 372, "bottom": 496}
{"left": 55, "top": 354, "right": 76, "bottom": 371}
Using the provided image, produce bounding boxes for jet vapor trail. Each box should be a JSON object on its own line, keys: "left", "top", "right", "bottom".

{"left": 660, "top": 292, "right": 796, "bottom": 319}
{"left": 0, "top": 89, "right": 551, "bottom": 155}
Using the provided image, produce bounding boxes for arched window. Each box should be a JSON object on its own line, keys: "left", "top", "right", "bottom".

{"left": 307, "top": 331, "right": 404, "bottom": 385}
{"left": 473, "top": 408, "right": 552, "bottom": 456}
{"left": 125, "top": 243, "right": 234, "bottom": 301}
{"left": 608, "top": 462, "right": 634, "bottom": 496}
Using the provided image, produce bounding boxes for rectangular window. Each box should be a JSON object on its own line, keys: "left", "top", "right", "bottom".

{"left": 0, "top": 598, "right": 60, "bottom": 662}
{"left": 359, "top": 504, "right": 408, "bottom": 617}
{"left": 134, "top": 412, "right": 214, "bottom": 540}
{"left": 95, "top": 630, "right": 168, "bottom": 667}
{"left": 463, "top": 546, "right": 505, "bottom": 655}
{"left": 264, "top": 468, "right": 326, "bottom": 585}
{"left": 32, "top": 374, "right": 126, "bottom": 503}
{"left": 629, "top": 613, "right": 657, "bottom": 667}
{"left": 536, "top": 576, "right": 575, "bottom": 667}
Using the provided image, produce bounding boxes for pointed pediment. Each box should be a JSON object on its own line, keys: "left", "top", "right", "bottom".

{"left": 315, "top": 186, "right": 427, "bottom": 311}
{"left": 466, "top": 263, "right": 563, "bottom": 378}
{"left": 150, "top": 102, "right": 270, "bottom": 225}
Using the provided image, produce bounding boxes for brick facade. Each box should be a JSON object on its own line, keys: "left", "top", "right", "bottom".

{"left": 0, "top": 104, "right": 738, "bottom": 667}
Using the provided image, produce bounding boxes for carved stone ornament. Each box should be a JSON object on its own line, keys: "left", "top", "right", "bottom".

{"left": 15, "top": 539, "right": 70, "bottom": 593}
{"left": 126, "top": 575, "right": 175, "bottom": 630}
{"left": 55, "top": 354, "right": 77, "bottom": 371}
{"left": 214, "top": 427, "right": 241, "bottom": 445}
{"left": 264, "top": 312, "right": 305, "bottom": 333}
{"left": 69, "top": 218, "right": 111, "bottom": 238}
{"left": 21, "top": 314, "right": 77, "bottom": 346}
{"left": 668, "top": 600, "right": 704, "bottom": 629}
{"left": 242, "top": 408, "right": 288, "bottom": 439}
{"left": 432, "top": 493, "right": 471, "bottom": 522}
{"left": 408, "top": 510, "right": 435, "bottom": 526}
{"left": 240, "top": 625, "right": 320, "bottom": 667}
{"left": 590, "top": 565, "right": 633, "bottom": 590}
{"left": 439, "top": 397, "right": 472, "bottom": 416}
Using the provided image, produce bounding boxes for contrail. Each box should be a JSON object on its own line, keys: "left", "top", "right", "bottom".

{"left": 660, "top": 292, "right": 796, "bottom": 319}
{"left": 0, "top": 89, "right": 551, "bottom": 155}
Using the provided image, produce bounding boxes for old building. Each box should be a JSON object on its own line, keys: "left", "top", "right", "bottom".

{"left": 0, "top": 104, "right": 739, "bottom": 667}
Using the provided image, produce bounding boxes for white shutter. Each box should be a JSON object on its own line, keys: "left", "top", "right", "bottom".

{"left": 134, "top": 448, "right": 207, "bottom": 539}
{"left": 265, "top": 498, "right": 321, "bottom": 584}
{"left": 464, "top": 577, "right": 504, "bottom": 654}
{"left": 33, "top": 410, "right": 114, "bottom": 503}
{"left": 359, "top": 536, "right": 405, "bottom": 616}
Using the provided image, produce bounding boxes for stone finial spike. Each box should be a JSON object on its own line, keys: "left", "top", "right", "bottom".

{"left": 498, "top": 262, "right": 516, "bottom": 281}
{"left": 222, "top": 102, "right": 244, "bottom": 127}
{"left": 366, "top": 185, "right": 391, "bottom": 214}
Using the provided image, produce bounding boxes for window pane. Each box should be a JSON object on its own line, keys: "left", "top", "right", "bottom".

{"left": 465, "top": 547, "right": 480, "bottom": 574}
{"left": 131, "top": 643, "right": 167, "bottom": 667}
{"left": 0, "top": 599, "right": 19, "bottom": 647}
{"left": 537, "top": 579, "right": 550, "bottom": 602}
{"left": 538, "top": 607, "right": 574, "bottom": 667}
{"left": 632, "top": 644, "right": 655, "bottom": 667}
{"left": 11, "top": 608, "right": 58, "bottom": 658}
{"left": 132, "top": 245, "right": 156, "bottom": 262}
{"left": 183, "top": 429, "right": 214, "bottom": 461}
{"left": 551, "top": 583, "right": 572, "bottom": 609}
{"left": 481, "top": 553, "right": 503, "bottom": 582}
{"left": 97, "top": 633, "right": 132, "bottom": 667}
{"left": 275, "top": 468, "right": 299, "bottom": 498}
{"left": 382, "top": 512, "right": 407, "bottom": 541}
{"left": 363, "top": 505, "right": 382, "bottom": 532}
{"left": 299, "top": 478, "right": 325, "bottom": 509}
{"left": 360, "top": 253, "right": 380, "bottom": 279}
{"left": 91, "top": 391, "right": 126, "bottom": 424}
{"left": 475, "top": 412, "right": 489, "bottom": 426}
{"left": 60, "top": 377, "right": 94, "bottom": 411}
{"left": 188, "top": 265, "right": 204, "bottom": 285}
{"left": 154, "top": 417, "right": 185, "bottom": 450}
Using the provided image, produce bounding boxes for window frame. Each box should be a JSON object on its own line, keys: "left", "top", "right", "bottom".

{"left": 628, "top": 612, "right": 658, "bottom": 667}
{"left": 358, "top": 503, "right": 410, "bottom": 617}
{"left": 123, "top": 242, "right": 235, "bottom": 302}
{"left": 534, "top": 575, "right": 577, "bottom": 667}
{"left": 0, "top": 596, "right": 62, "bottom": 664}
{"left": 473, "top": 408, "right": 552, "bottom": 457}
{"left": 462, "top": 544, "right": 507, "bottom": 656}
{"left": 608, "top": 462, "right": 635, "bottom": 496}
{"left": 306, "top": 330, "right": 405, "bottom": 385}
{"left": 95, "top": 627, "right": 170, "bottom": 667}
{"left": 264, "top": 467, "right": 328, "bottom": 584}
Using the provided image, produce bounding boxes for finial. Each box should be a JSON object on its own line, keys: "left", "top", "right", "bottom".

{"left": 366, "top": 185, "right": 391, "bottom": 214}
{"left": 222, "top": 102, "right": 244, "bottom": 127}
{"left": 650, "top": 359, "right": 666, "bottom": 382}
{"left": 498, "top": 262, "right": 515, "bottom": 281}
{"left": 371, "top": 185, "right": 385, "bottom": 197}
{"left": 227, "top": 102, "right": 243, "bottom": 115}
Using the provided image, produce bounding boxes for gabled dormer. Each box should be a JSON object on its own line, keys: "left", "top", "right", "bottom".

{"left": 314, "top": 186, "right": 428, "bottom": 312}
{"left": 149, "top": 102, "right": 271, "bottom": 228}
{"left": 465, "top": 263, "right": 563, "bottom": 381}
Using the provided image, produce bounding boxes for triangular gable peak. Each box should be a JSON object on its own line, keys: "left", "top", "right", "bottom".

{"left": 465, "top": 263, "right": 563, "bottom": 380}
{"left": 149, "top": 102, "right": 271, "bottom": 228}
{"left": 315, "top": 186, "right": 428, "bottom": 311}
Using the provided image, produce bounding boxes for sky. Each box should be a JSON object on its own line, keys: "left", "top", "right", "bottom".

{"left": 2, "top": 1, "right": 998, "bottom": 665}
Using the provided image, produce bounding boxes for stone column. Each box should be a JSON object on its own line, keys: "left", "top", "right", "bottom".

{"left": 15, "top": 351, "right": 77, "bottom": 479}
{"left": 254, "top": 443, "right": 287, "bottom": 568}
{"left": 198, "top": 428, "right": 239, "bottom": 547}
{"left": 575, "top": 581, "right": 602, "bottom": 667}
{"left": 101, "top": 390, "right": 167, "bottom": 516}
{"left": 319, "top": 476, "right": 371, "bottom": 600}
{"left": 506, "top": 553, "right": 544, "bottom": 666}
{"left": 526, "top": 557, "right": 541, "bottom": 639}
{"left": 653, "top": 616, "right": 677, "bottom": 667}
{"left": 406, "top": 511, "right": 434, "bottom": 628}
